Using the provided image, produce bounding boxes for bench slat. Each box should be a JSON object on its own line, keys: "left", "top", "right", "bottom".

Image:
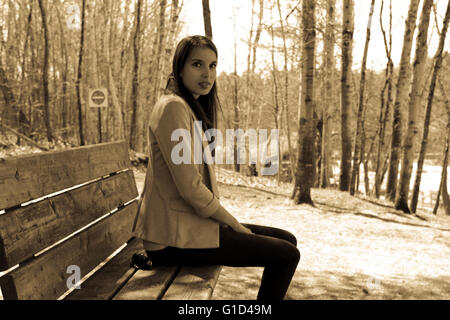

{"left": 162, "top": 265, "right": 223, "bottom": 300}
{"left": 0, "top": 170, "right": 138, "bottom": 271}
{"left": 0, "top": 141, "right": 130, "bottom": 210}
{"left": 113, "top": 266, "right": 179, "bottom": 300}
{"left": 65, "top": 238, "right": 141, "bottom": 300}
{"left": 0, "top": 201, "right": 137, "bottom": 300}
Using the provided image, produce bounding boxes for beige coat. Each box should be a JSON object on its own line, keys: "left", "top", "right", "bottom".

{"left": 132, "top": 94, "right": 221, "bottom": 248}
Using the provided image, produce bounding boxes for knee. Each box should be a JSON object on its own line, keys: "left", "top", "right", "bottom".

{"left": 282, "top": 230, "right": 298, "bottom": 247}
{"left": 278, "top": 242, "right": 300, "bottom": 267}
{"left": 291, "top": 245, "right": 301, "bottom": 265}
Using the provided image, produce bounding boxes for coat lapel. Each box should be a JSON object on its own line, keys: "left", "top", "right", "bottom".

{"left": 190, "top": 109, "right": 220, "bottom": 198}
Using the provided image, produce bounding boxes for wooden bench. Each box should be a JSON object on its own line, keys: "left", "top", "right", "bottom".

{"left": 0, "top": 141, "right": 222, "bottom": 300}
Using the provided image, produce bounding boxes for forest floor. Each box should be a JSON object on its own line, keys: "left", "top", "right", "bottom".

{"left": 133, "top": 167, "right": 450, "bottom": 300}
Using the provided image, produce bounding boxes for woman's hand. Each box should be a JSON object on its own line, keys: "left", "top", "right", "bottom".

{"left": 211, "top": 205, "right": 253, "bottom": 234}
{"left": 231, "top": 223, "right": 253, "bottom": 235}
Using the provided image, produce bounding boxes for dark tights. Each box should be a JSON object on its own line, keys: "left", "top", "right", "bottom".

{"left": 146, "top": 223, "right": 300, "bottom": 300}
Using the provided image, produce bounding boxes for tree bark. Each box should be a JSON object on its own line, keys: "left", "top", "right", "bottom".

{"left": 364, "top": 134, "right": 377, "bottom": 195}
{"left": 202, "top": 0, "right": 213, "bottom": 40}
{"left": 244, "top": 0, "right": 255, "bottom": 132}
{"left": 152, "top": 0, "right": 168, "bottom": 106}
{"left": 159, "top": 0, "right": 181, "bottom": 95}
{"left": 350, "top": 0, "right": 375, "bottom": 195}
{"left": 37, "top": 0, "right": 53, "bottom": 143}
{"left": 239, "top": 0, "right": 256, "bottom": 177}
{"left": 276, "top": 0, "right": 295, "bottom": 183}
{"left": 252, "top": 0, "right": 264, "bottom": 75}
{"left": 320, "top": 0, "right": 336, "bottom": 189}
{"left": 129, "top": 0, "right": 142, "bottom": 151}
{"left": 17, "top": 2, "right": 33, "bottom": 138}
{"left": 439, "top": 135, "right": 450, "bottom": 215}
{"left": 293, "top": 0, "right": 315, "bottom": 205}
{"left": 434, "top": 72, "right": 450, "bottom": 215}
{"left": 410, "top": 1, "right": 449, "bottom": 213}
{"left": 339, "top": 0, "right": 354, "bottom": 191}
{"left": 76, "top": 0, "right": 86, "bottom": 146}
{"left": 374, "top": 0, "right": 394, "bottom": 198}
{"left": 386, "top": 0, "right": 420, "bottom": 200}
{"left": 269, "top": 18, "right": 281, "bottom": 185}
{"left": 232, "top": 12, "right": 240, "bottom": 173}
{"left": 55, "top": 2, "right": 69, "bottom": 140}
{"left": 105, "top": 0, "right": 125, "bottom": 141}
{"left": 395, "top": 0, "right": 433, "bottom": 213}
{"left": 0, "top": 65, "right": 20, "bottom": 127}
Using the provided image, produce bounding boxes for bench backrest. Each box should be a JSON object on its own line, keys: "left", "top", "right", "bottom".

{"left": 0, "top": 141, "right": 138, "bottom": 299}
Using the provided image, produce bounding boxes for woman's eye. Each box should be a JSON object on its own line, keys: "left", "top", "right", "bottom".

{"left": 193, "top": 62, "right": 201, "bottom": 67}
{"left": 210, "top": 64, "right": 217, "bottom": 69}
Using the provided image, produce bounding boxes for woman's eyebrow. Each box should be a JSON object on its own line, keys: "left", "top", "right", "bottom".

{"left": 190, "top": 58, "right": 217, "bottom": 63}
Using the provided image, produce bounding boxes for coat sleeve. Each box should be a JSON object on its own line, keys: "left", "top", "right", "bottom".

{"left": 151, "top": 99, "right": 220, "bottom": 219}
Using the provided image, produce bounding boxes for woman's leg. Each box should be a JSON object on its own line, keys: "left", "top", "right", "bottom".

{"left": 242, "top": 223, "right": 298, "bottom": 246}
{"left": 146, "top": 224, "right": 300, "bottom": 300}
{"left": 240, "top": 224, "right": 299, "bottom": 300}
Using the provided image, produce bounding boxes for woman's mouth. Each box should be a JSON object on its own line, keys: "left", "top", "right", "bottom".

{"left": 198, "top": 82, "right": 211, "bottom": 89}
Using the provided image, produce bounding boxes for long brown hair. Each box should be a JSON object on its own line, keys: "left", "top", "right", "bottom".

{"left": 165, "top": 35, "right": 221, "bottom": 132}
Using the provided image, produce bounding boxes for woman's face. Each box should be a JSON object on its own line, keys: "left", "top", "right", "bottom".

{"left": 180, "top": 47, "right": 217, "bottom": 99}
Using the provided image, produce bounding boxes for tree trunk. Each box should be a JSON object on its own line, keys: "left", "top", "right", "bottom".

{"left": 350, "top": 0, "right": 375, "bottom": 195}
{"left": 0, "top": 65, "right": 20, "bottom": 127}
{"left": 240, "top": 0, "right": 256, "bottom": 177}
{"left": 320, "top": 0, "right": 336, "bottom": 189}
{"left": 410, "top": 1, "right": 449, "bottom": 213}
{"left": 159, "top": 0, "right": 181, "bottom": 96}
{"left": 37, "top": 0, "right": 53, "bottom": 143}
{"left": 151, "top": 0, "right": 168, "bottom": 108}
{"left": 386, "top": 0, "right": 420, "bottom": 200}
{"left": 129, "top": 0, "right": 142, "bottom": 151}
{"left": 245, "top": 0, "right": 255, "bottom": 131}
{"left": 395, "top": 0, "right": 433, "bottom": 213}
{"left": 119, "top": 1, "right": 132, "bottom": 142}
{"left": 269, "top": 19, "right": 281, "bottom": 185}
{"left": 339, "top": 0, "right": 354, "bottom": 191}
{"left": 143, "top": 0, "right": 168, "bottom": 151}
{"left": 433, "top": 73, "right": 450, "bottom": 215}
{"left": 251, "top": 0, "right": 264, "bottom": 150}
{"left": 374, "top": 0, "right": 394, "bottom": 198}
{"left": 440, "top": 149, "right": 450, "bottom": 215}
{"left": 55, "top": 2, "right": 69, "bottom": 140}
{"left": 202, "top": 0, "right": 213, "bottom": 40}
{"left": 293, "top": 0, "right": 315, "bottom": 205}
{"left": 76, "top": 0, "right": 86, "bottom": 146}
{"left": 438, "top": 130, "right": 450, "bottom": 214}
{"left": 233, "top": 13, "right": 240, "bottom": 173}
{"left": 364, "top": 134, "right": 377, "bottom": 195}
{"left": 17, "top": 3, "right": 33, "bottom": 139}
{"left": 105, "top": 0, "right": 125, "bottom": 141}
{"left": 276, "top": 0, "right": 295, "bottom": 183}
{"left": 252, "top": 0, "right": 264, "bottom": 75}
{"left": 92, "top": 4, "right": 102, "bottom": 144}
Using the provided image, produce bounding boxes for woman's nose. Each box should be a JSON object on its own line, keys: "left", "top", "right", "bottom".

{"left": 201, "top": 67, "right": 209, "bottom": 78}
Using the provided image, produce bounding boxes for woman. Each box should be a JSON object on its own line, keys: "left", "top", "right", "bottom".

{"left": 132, "top": 35, "right": 300, "bottom": 300}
